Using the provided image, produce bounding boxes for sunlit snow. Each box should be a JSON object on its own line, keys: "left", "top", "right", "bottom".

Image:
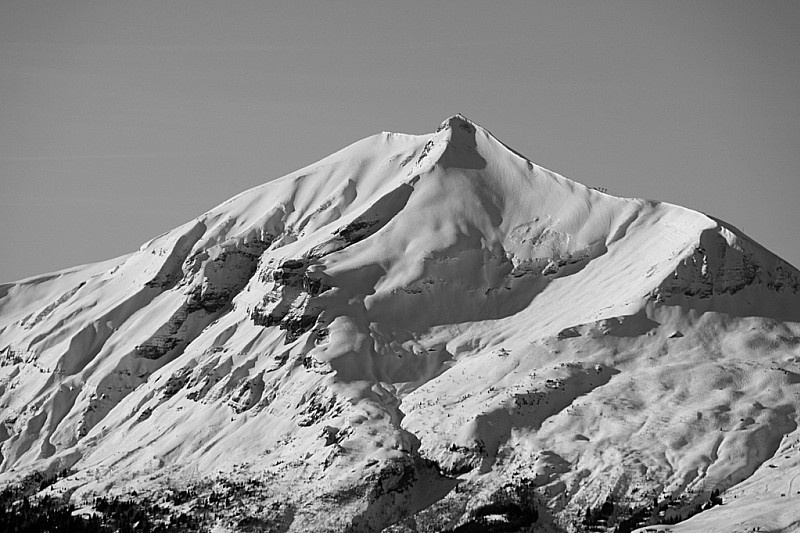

{"left": 1, "top": 115, "right": 799, "bottom": 532}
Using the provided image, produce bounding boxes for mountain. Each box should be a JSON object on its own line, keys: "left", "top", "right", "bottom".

{"left": 1, "top": 115, "right": 799, "bottom": 532}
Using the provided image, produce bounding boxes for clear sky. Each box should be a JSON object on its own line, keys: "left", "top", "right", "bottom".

{"left": 2, "top": 1, "right": 799, "bottom": 283}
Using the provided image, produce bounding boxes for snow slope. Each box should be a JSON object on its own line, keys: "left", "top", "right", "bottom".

{"left": 1, "top": 115, "right": 799, "bottom": 532}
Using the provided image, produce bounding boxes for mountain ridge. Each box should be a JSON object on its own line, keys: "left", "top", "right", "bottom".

{"left": 1, "top": 115, "right": 799, "bottom": 532}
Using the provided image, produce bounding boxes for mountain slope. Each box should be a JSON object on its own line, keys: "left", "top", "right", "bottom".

{"left": 1, "top": 115, "right": 799, "bottom": 532}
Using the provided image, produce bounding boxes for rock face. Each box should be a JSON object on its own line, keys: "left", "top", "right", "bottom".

{"left": 1, "top": 115, "right": 799, "bottom": 532}
{"left": 655, "top": 225, "right": 799, "bottom": 301}
{"left": 249, "top": 257, "right": 330, "bottom": 343}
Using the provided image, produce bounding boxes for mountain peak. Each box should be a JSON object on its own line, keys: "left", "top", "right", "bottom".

{"left": 427, "top": 114, "right": 529, "bottom": 173}
{"left": 409, "top": 113, "right": 485, "bottom": 172}
{"left": 437, "top": 113, "right": 477, "bottom": 133}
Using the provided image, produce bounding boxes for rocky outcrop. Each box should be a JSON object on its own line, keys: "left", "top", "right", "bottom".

{"left": 250, "top": 257, "right": 330, "bottom": 343}
{"left": 136, "top": 238, "right": 271, "bottom": 360}
{"left": 655, "top": 227, "right": 800, "bottom": 301}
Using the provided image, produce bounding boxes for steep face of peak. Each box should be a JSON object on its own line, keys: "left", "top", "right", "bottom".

{"left": 1, "top": 117, "right": 799, "bottom": 533}
{"left": 654, "top": 218, "right": 800, "bottom": 321}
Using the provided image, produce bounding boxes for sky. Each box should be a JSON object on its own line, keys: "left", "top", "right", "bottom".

{"left": 1, "top": 1, "right": 799, "bottom": 283}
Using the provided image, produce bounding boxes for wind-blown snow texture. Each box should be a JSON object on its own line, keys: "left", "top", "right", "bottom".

{"left": 1, "top": 115, "right": 799, "bottom": 532}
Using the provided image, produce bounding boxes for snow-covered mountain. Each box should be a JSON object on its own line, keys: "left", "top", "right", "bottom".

{"left": 1, "top": 115, "right": 799, "bottom": 532}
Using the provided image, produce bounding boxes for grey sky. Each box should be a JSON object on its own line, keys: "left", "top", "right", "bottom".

{"left": 2, "top": 1, "right": 799, "bottom": 282}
